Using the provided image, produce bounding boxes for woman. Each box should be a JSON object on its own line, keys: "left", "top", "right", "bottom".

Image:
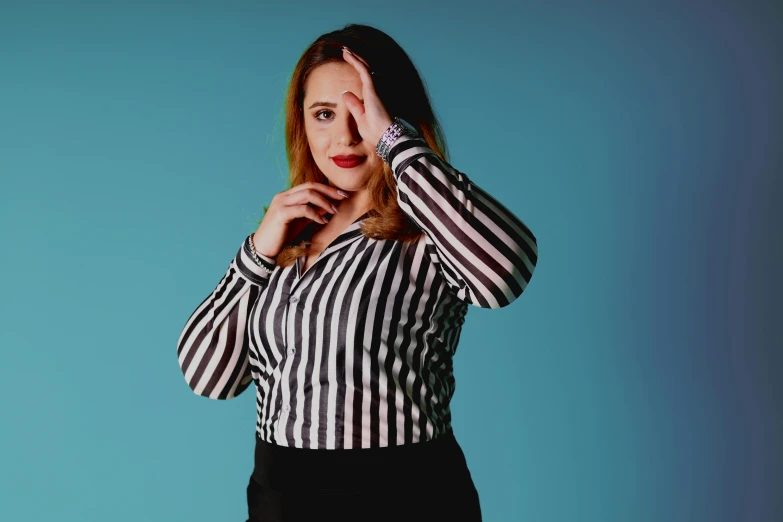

{"left": 176, "top": 23, "right": 538, "bottom": 522}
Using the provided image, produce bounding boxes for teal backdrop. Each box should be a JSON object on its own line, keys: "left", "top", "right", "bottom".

{"left": 1, "top": 1, "right": 781, "bottom": 521}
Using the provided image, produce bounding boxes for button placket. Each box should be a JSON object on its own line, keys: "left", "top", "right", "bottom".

{"left": 279, "top": 289, "right": 300, "bottom": 437}
{"left": 285, "top": 293, "right": 298, "bottom": 362}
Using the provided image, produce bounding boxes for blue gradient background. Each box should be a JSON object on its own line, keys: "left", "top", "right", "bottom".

{"left": 1, "top": 1, "right": 780, "bottom": 521}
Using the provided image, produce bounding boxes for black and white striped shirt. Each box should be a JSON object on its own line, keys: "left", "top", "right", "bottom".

{"left": 177, "top": 134, "right": 538, "bottom": 449}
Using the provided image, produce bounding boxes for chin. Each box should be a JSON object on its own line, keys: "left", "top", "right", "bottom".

{"left": 323, "top": 167, "right": 374, "bottom": 192}
{"left": 325, "top": 178, "right": 369, "bottom": 192}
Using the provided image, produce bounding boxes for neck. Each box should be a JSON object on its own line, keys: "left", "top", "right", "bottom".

{"left": 333, "top": 187, "right": 372, "bottom": 221}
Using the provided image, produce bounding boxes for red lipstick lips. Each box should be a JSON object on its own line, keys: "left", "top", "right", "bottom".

{"left": 332, "top": 155, "right": 367, "bottom": 168}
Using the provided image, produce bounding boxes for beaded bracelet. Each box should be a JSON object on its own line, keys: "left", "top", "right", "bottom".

{"left": 246, "top": 234, "right": 276, "bottom": 276}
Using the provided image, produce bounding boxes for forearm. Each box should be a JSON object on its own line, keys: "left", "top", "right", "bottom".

{"left": 387, "top": 135, "right": 538, "bottom": 308}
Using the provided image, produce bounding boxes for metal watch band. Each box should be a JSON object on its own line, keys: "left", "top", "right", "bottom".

{"left": 375, "top": 117, "right": 418, "bottom": 163}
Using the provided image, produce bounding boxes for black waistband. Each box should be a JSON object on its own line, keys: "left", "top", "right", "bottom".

{"left": 252, "top": 427, "right": 468, "bottom": 491}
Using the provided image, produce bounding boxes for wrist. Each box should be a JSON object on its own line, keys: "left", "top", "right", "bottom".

{"left": 374, "top": 117, "right": 393, "bottom": 146}
{"left": 247, "top": 234, "right": 277, "bottom": 271}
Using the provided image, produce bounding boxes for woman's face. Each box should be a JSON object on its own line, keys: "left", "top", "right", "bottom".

{"left": 302, "top": 61, "right": 383, "bottom": 193}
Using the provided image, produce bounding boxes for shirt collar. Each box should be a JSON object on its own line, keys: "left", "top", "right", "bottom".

{"left": 323, "top": 210, "right": 371, "bottom": 252}
{"left": 297, "top": 210, "right": 372, "bottom": 248}
{"left": 293, "top": 210, "right": 372, "bottom": 281}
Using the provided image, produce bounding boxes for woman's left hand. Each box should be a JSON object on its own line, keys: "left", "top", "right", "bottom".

{"left": 341, "top": 47, "right": 394, "bottom": 150}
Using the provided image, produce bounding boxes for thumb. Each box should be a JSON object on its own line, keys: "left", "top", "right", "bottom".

{"left": 341, "top": 90, "right": 365, "bottom": 117}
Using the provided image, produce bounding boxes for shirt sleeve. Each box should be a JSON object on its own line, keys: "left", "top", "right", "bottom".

{"left": 388, "top": 135, "right": 538, "bottom": 309}
{"left": 175, "top": 235, "right": 276, "bottom": 399}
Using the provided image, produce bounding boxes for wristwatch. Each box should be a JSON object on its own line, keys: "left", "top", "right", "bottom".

{"left": 375, "top": 117, "right": 420, "bottom": 163}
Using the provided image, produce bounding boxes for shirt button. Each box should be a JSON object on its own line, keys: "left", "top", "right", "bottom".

{"left": 283, "top": 404, "right": 291, "bottom": 412}
{"left": 290, "top": 295, "right": 299, "bottom": 304}
{"left": 288, "top": 347, "right": 296, "bottom": 356}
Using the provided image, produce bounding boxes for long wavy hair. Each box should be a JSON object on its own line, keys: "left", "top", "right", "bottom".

{"left": 268, "top": 23, "right": 450, "bottom": 267}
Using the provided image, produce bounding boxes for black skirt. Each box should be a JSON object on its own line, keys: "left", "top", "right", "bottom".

{"left": 245, "top": 427, "right": 482, "bottom": 522}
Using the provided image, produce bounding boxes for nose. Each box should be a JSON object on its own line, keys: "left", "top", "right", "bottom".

{"left": 337, "top": 112, "right": 362, "bottom": 146}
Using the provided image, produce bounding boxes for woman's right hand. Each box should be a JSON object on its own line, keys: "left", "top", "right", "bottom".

{"left": 251, "top": 181, "right": 348, "bottom": 258}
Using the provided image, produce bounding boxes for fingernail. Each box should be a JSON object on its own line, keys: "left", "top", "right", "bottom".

{"left": 337, "top": 190, "right": 348, "bottom": 198}
{"left": 331, "top": 204, "right": 339, "bottom": 214}
{"left": 342, "top": 46, "right": 353, "bottom": 55}
{"left": 323, "top": 214, "right": 331, "bottom": 222}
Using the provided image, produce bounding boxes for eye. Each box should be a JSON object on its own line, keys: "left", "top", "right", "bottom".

{"left": 314, "top": 110, "right": 333, "bottom": 121}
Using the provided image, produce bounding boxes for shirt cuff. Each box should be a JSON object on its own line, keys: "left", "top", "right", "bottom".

{"left": 387, "top": 134, "right": 432, "bottom": 178}
{"left": 235, "top": 235, "right": 277, "bottom": 285}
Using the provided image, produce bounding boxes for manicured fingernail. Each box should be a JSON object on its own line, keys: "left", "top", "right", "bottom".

{"left": 331, "top": 204, "right": 339, "bottom": 214}
{"left": 337, "top": 190, "right": 348, "bottom": 197}
{"left": 342, "top": 46, "right": 353, "bottom": 55}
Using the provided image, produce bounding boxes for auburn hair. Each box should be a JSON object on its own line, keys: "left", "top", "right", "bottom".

{"left": 269, "top": 23, "right": 450, "bottom": 267}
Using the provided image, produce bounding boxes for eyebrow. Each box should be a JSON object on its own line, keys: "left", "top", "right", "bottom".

{"left": 307, "top": 98, "right": 363, "bottom": 110}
